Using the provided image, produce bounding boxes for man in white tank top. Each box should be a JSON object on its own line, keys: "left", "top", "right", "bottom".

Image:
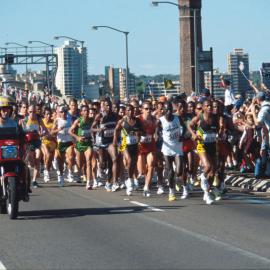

{"left": 157, "top": 101, "right": 185, "bottom": 201}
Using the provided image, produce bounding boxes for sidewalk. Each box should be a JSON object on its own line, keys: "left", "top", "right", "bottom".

{"left": 225, "top": 171, "right": 270, "bottom": 193}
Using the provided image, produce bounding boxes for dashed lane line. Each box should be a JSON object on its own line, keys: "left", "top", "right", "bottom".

{"left": 129, "top": 201, "right": 164, "bottom": 212}
{"left": 0, "top": 260, "right": 7, "bottom": 270}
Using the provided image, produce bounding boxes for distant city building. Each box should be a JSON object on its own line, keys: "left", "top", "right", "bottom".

{"left": 204, "top": 69, "right": 231, "bottom": 99}
{"left": 55, "top": 40, "right": 87, "bottom": 98}
{"left": 84, "top": 82, "right": 99, "bottom": 100}
{"left": 105, "top": 65, "right": 135, "bottom": 101}
{"left": 261, "top": 63, "right": 270, "bottom": 89}
{"left": 227, "top": 48, "right": 250, "bottom": 95}
{"left": 146, "top": 81, "right": 181, "bottom": 99}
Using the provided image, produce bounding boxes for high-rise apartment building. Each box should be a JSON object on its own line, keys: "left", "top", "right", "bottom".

{"left": 261, "top": 63, "right": 270, "bottom": 89}
{"left": 227, "top": 48, "right": 249, "bottom": 95}
{"left": 55, "top": 40, "right": 87, "bottom": 98}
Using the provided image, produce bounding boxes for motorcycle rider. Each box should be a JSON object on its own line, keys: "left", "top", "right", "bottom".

{"left": 0, "top": 95, "right": 30, "bottom": 198}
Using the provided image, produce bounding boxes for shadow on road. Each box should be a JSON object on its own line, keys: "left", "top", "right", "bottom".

{"left": 18, "top": 206, "right": 157, "bottom": 220}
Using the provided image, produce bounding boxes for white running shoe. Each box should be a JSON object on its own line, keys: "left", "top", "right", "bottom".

{"left": 105, "top": 182, "right": 112, "bottom": 192}
{"left": 67, "top": 172, "right": 75, "bottom": 183}
{"left": 204, "top": 192, "right": 214, "bottom": 205}
{"left": 43, "top": 170, "right": 50, "bottom": 183}
{"left": 125, "top": 179, "right": 133, "bottom": 196}
{"left": 157, "top": 186, "right": 165, "bottom": 195}
{"left": 112, "top": 183, "right": 120, "bottom": 192}
{"left": 181, "top": 187, "right": 189, "bottom": 199}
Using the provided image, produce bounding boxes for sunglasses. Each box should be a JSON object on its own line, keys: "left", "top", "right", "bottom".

{"left": 196, "top": 107, "right": 202, "bottom": 110}
{"left": 143, "top": 107, "right": 151, "bottom": 111}
{"left": 29, "top": 111, "right": 35, "bottom": 113}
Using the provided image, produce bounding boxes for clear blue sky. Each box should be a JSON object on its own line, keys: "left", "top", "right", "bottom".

{"left": 1, "top": 0, "right": 270, "bottom": 76}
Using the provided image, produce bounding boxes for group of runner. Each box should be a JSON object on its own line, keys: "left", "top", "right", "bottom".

{"left": 5, "top": 92, "right": 237, "bottom": 206}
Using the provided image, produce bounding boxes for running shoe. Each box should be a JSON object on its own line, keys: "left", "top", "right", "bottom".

{"left": 204, "top": 192, "right": 214, "bottom": 205}
{"left": 86, "top": 181, "right": 92, "bottom": 190}
{"left": 112, "top": 183, "right": 120, "bottom": 192}
{"left": 43, "top": 170, "right": 50, "bottom": 183}
{"left": 105, "top": 182, "right": 112, "bottom": 192}
{"left": 157, "top": 186, "right": 165, "bottom": 195}
{"left": 168, "top": 193, "right": 176, "bottom": 202}
{"left": 32, "top": 181, "right": 39, "bottom": 189}
{"left": 67, "top": 172, "right": 75, "bottom": 183}
{"left": 143, "top": 187, "right": 151, "bottom": 197}
{"left": 181, "top": 187, "right": 189, "bottom": 199}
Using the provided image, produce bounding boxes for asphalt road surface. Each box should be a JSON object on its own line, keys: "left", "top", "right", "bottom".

{"left": 0, "top": 180, "right": 270, "bottom": 270}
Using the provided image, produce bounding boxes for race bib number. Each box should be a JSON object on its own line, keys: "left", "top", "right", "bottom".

{"left": 140, "top": 135, "right": 152, "bottom": 143}
{"left": 203, "top": 133, "right": 216, "bottom": 143}
{"left": 126, "top": 135, "right": 138, "bottom": 145}
{"left": 104, "top": 129, "right": 114, "bottom": 138}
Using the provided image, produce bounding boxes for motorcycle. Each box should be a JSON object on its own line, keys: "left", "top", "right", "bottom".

{"left": 0, "top": 126, "right": 30, "bottom": 219}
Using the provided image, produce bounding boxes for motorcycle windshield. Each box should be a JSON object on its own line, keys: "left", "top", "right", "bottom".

{"left": 0, "top": 127, "right": 20, "bottom": 140}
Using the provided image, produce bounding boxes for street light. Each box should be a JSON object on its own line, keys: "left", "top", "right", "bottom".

{"left": 28, "top": 40, "right": 55, "bottom": 91}
{"left": 5, "top": 42, "right": 28, "bottom": 77}
{"left": 54, "top": 35, "right": 85, "bottom": 98}
{"left": 91, "top": 25, "right": 130, "bottom": 100}
{"left": 151, "top": 1, "right": 200, "bottom": 94}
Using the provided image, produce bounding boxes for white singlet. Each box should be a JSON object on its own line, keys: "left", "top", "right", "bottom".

{"left": 160, "top": 115, "right": 183, "bottom": 156}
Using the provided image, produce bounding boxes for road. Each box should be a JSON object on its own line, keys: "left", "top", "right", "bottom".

{"left": 0, "top": 180, "right": 270, "bottom": 270}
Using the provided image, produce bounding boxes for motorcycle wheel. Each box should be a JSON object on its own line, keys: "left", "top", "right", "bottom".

{"left": 6, "top": 177, "right": 19, "bottom": 219}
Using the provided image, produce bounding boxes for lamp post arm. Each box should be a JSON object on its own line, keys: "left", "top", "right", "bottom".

{"left": 93, "top": 25, "right": 129, "bottom": 35}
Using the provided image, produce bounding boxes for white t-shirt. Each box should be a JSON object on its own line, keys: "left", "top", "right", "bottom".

{"left": 224, "top": 88, "right": 235, "bottom": 106}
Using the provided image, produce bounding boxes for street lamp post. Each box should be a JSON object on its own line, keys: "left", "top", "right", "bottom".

{"left": 5, "top": 42, "right": 28, "bottom": 78}
{"left": 54, "top": 36, "right": 85, "bottom": 98}
{"left": 92, "top": 25, "right": 130, "bottom": 100}
{"left": 151, "top": 1, "right": 200, "bottom": 94}
{"left": 28, "top": 40, "right": 55, "bottom": 92}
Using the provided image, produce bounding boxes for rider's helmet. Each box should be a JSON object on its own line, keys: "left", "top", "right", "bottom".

{"left": 0, "top": 95, "right": 14, "bottom": 110}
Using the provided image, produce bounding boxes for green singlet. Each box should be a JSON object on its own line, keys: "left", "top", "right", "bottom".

{"left": 75, "top": 117, "right": 92, "bottom": 152}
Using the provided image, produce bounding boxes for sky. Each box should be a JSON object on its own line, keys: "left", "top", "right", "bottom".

{"left": 1, "top": 0, "right": 270, "bottom": 76}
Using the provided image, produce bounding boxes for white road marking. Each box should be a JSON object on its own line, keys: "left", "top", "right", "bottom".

{"left": 129, "top": 201, "right": 164, "bottom": 212}
{"left": 142, "top": 215, "right": 270, "bottom": 265}
{"left": 0, "top": 260, "right": 7, "bottom": 270}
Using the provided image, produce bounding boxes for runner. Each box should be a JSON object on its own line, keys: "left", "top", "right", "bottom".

{"left": 41, "top": 107, "right": 57, "bottom": 183}
{"left": 69, "top": 105, "right": 93, "bottom": 190}
{"left": 114, "top": 104, "right": 143, "bottom": 196}
{"left": 51, "top": 105, "right": 75, "bottom": 186}
{"left": 157, "top": 101, "right": 185, "bottom": 201}
{"left": 91, "top": 99, "right": 119, "bottom": 192}
{"left": 188, "top": 100, "right": 225, "bottom": 204}
{"left": 137, "top": 101, "right": 157, "bottom": 197}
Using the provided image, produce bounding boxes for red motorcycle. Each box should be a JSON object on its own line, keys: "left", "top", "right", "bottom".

{"left": 0, "top": 126, "right": 30, "bottom": 219}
